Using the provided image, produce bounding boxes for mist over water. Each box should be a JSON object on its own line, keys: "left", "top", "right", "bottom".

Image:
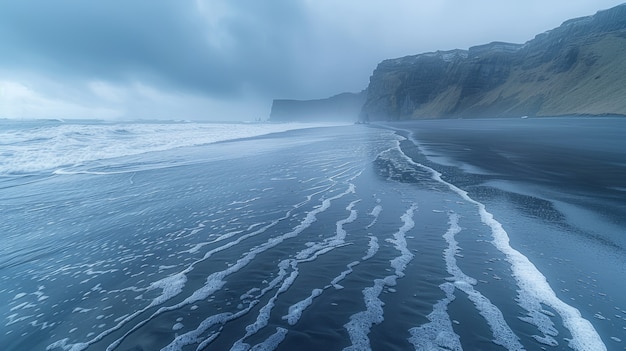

{"left": 1, "top": 119, "right": 624, "bottom": 350}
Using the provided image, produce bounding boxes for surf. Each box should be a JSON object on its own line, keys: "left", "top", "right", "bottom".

{"left": 396, "top": 130, "right": 607, "bottom": 351}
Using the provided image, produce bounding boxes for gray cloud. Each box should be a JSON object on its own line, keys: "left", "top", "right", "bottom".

{"left": 1, "top": 0, "right": 624, "bottom": 120}
{"left": 0, "top": 0, "right": 312, "bottom": 97}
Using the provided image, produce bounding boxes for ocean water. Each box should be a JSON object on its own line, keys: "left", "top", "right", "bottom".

{"left": 1, "top": 118, "right": 624, "bottom": 351}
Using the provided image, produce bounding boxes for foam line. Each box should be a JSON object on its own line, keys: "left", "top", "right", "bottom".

{"left": 441, "top": 213, "right": 477, "bottom": 285}
{"left": 249, "top": 327, "right": 288, "bottom": 351}
{"left": 328, "top": 164, "right": 358, "bottom": 181}
{"left": 230, "top": 199, "right": 394, "bottom": 350}
{"left": 408, "top": 282, "right": 462, "bottom": 351}
{"left": 165, "top": 291, "right": 273, "bottom": 351}
{"left": 444, "top": 213, "right": 523, "bottom": 350}
{"left": 330, "top": 261, "right": 360, "bottom": 289}
{"left": 231, "top": 195, "right": 362, "bottom": 347}
{"left": 160, "top": 313, "right": 230, "bottom": 351}
{"left": 295, "top": 198, "right": 358, "bottom": 260}
{"left": 458, "top": 280, "right": 525, "bottom": 350}
{"left": 166, "top": 260, "right": 299, "bottom": 351}
{"left": 56, "top": 219, "right": 285, "bottom": 351}
{"left": 282, "top": 288, "right": 324, "bottom": 325}
{"left": 124, "top": 184, "right": 355, "bottom": 348}
{"left": 398, "top": 134, "right": 607, "bottom": 351}
{"left": 362, "top": 236, "right": 379, "bottom": 261}
{"left": 145, "top": 272, "right": 187, "bottom": 307}
{"left": 267, "top": 198, "right": 374, "bottom": 337}
{"left": 343, "top": 279, "right": 386, "bottom": 351}
{"left": 343, "top": 204, "right": 417, "bottom": 351}
{"left": 229, "top": 260, "right": 299, "bottom": 350}
{"left": 408, "top": 213, "right": 467, "bottom": 350}
{"left": 387, "top": 203, "right": 417, "bottom": 277}
{"left": 366, "top": 203, "right": 382, "bottom": 229}
{"left": 279, "top": 198, "right": 377, "bottom": 332}
{"left": 280, "top": 199, "right": 359, "bottom": 326}
{"left": 50, "top": 183, "right": 354, "bottom": 351}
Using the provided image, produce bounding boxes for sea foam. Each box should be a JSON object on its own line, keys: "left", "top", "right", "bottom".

{"left": 399, "top": 133, "right": 607, "bottom": 351}
{"left": 0, "top": 121, "right": 346, "bottom": 175}
{"left": 344, "top": 204, "right": 417, "bottom": 351}
{"left": 408, "top": 282, "right": 461, "bottom": 351}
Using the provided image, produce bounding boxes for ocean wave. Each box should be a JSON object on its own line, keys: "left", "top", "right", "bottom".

{"left": 0, "top": 121, "right": 346, "bottom": 175}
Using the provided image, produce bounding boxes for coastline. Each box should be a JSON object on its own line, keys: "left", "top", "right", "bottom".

{"left": 2, "top": 123, "right": 623, "bottom": 350}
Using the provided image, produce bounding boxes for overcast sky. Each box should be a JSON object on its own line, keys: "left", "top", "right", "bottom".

{"left": 0, "top": 0, "right": 623, "bottom": 121}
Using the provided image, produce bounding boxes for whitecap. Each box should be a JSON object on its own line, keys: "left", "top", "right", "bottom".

{"left": 1, "top": 121, "right": 349, "bottom": 175}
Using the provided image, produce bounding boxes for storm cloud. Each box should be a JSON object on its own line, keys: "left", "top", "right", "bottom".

{"left": 0, "top": 0, "right": 623, "bottom": 120}
{"left": 0, "top": 0, "right": 310, "bottom": 96}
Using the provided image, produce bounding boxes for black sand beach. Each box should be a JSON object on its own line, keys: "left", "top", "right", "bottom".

{"left": 2, "top": 120, "right": 625, "bottom": 350}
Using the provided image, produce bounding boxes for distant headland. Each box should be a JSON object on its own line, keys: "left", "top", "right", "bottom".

{"left": 269, "top": 91, "right": 366, "bottom": 122}
{"left": 271, "top": 3, "right": 626, "bottom": 121}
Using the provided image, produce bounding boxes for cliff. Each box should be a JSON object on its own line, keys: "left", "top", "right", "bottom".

{"left": 270, "top": 91, "right": 366, "bottom": 122}
{"left": 361, "top": 4, "right": 626, "bottom": 120}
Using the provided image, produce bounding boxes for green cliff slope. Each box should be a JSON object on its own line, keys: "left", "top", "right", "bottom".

{"left": 361, "top": 4, "right": 626, "bottom": 120}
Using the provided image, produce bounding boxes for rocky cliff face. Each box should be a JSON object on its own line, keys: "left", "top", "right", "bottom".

{"left": 362, "top": 4, "right": 626, "bottom": 120}
{"left": 270, "top": 91, "right": 366, "bottom": 122}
